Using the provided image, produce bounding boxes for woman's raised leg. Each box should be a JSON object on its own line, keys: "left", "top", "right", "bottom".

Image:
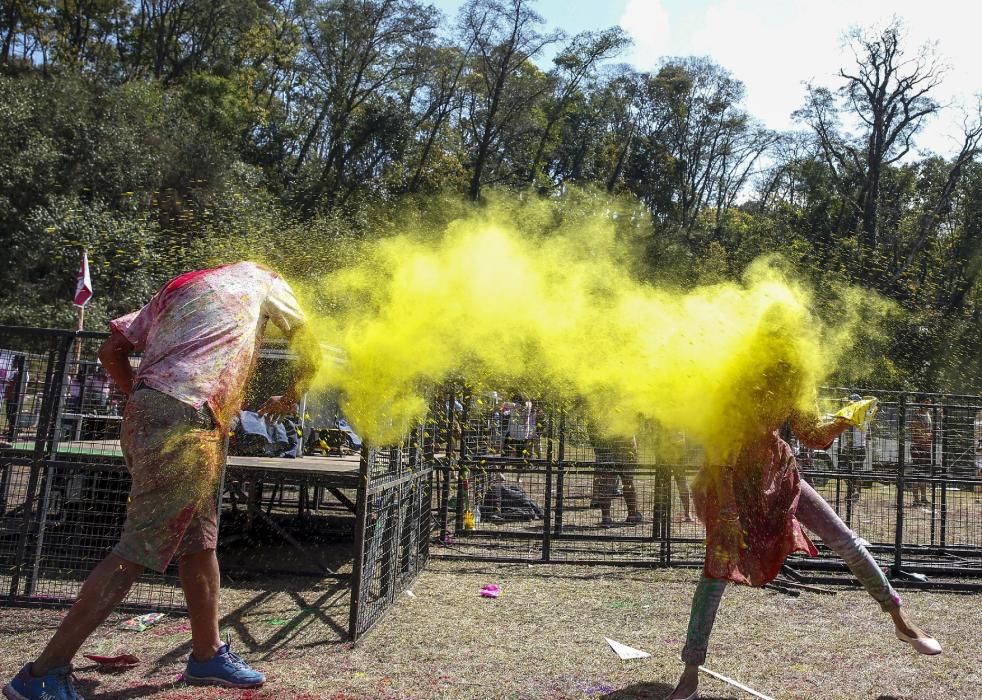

{"left": 797, "top": 479, "right": 941, "bottom": 655}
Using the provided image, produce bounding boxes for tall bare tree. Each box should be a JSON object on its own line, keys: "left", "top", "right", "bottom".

{"left": 289, "top": 0, "right": 438, "bottom": 205}
{"left": 526, "top": 26, "right": 629, "bottom": 186}
{"left": 458, "top": 0, "right": 560, "bottom": 200}
{"left": 653, "top": 57, "right": 761, "bottom": 232}
{"left": 797, "top": 20, "right": 944, "bottom": 248}
{"left": 889, "top": 101, "right": 982, "bottom": 286}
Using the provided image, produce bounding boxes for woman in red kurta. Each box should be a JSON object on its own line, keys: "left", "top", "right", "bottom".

{"left": 666, "top": 406, "right": 942, "bottom": 700}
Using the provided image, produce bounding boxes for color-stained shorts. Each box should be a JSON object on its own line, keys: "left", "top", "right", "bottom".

{"left": 113, "top": 387, "right": 225, "bottom": 572}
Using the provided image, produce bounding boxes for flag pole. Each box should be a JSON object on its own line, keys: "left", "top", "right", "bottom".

{"left": 74, "top": 303, "right": 84, "bottom": 363}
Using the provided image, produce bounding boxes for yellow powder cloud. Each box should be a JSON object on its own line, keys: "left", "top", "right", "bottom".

{"left": 281, "top": 192, "right": 888, "bottom": 459}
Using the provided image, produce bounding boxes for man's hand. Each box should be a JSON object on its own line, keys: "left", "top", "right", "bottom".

{"left": 258, "top": 395, "right": 298, "bottom": 423}
{"left": 257, "top": 325, "right": 317, "bottom": 424}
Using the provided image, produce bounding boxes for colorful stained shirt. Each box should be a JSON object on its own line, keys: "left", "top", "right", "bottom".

{"left": 692, "top": 408, "right": 844, "bottom": 586}
{"left": 110, "top": 262, "right": 305, "bottom": 428}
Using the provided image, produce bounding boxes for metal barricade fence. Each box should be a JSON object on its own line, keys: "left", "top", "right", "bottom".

{"left": 349, "top": 426, "right": 432, "bottom": 641}
{"left": 0, "top": 326, "right": 184, "bottom": 610}
{"left": 0, "top": 325, "right": 438, "bottom": 641}
{"left": 3, "top": 324, "right": 979, "bottom": 620}
{"left": 432, "top": 387, "right": 982, "bottom": 590}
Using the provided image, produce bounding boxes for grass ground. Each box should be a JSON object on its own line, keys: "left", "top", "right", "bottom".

{"left": 0, "top": 560, "right": 978, "bottom": 700}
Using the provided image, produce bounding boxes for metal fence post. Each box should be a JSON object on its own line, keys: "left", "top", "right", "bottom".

{"left": 27, "top": 332, "right": 77, "bottom": 595}
{"left": 893, "top": 393, "right": 907, "bottom": 577}
{"left": 654, "top": 464, "right": 671, "bottom": 566}
{"left": 554, "top": 408, "right": 566, "bottom": 538}
{"left": 542, "top": 410, "right": 553, "bottom": 562}
{"left": 448, "top": 390, "right": 466, "bottom": 535}
{"left": 939, "top": 401, "right": 949, "bottom": 552}
{"left": 348, "top": 443, "right": 370, "bottom": 642}
{"left": 11, "top": 331, "right": 72, "bottom": 597}
{"left": 929, "top": 406, "right": 946, "bottom": 549}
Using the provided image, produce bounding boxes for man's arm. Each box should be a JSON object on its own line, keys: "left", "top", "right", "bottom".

{"left": 97, "top": 332, "right": 136, "bottom": 396}
{"left": 258, "top": 325, "right": 321, "bottom": 420}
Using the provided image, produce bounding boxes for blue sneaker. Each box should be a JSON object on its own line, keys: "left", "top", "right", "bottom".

{"left": 3, "top": 663, "right": 83, "bottom": 700}
{"left": 184, "top": 638, "right": 265, "bottom": 689}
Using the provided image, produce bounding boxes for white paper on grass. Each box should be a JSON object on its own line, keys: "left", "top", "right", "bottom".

{"left": 604, "top": 637, "right": 651, "bottom": 660}
{"left": 698, "top": 665, "right": 777, "bottom": 700}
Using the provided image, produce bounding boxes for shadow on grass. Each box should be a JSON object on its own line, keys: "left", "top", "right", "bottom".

{"left": 76, "top": 679, "right": 176, "bottom": 699}
{"left": 78, "top": 678, "right": 323, "bottom": 699}
{"left": 600, "top": 681, "right": 736, "bottom": 699}
{"left": 142, "top": 573, "right": 352, "bottom": 673}
{"left": 218, "top": 520, "right": 354, "bottom": 578}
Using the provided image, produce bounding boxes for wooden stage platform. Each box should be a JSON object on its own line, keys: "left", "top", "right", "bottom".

{"left": 226, "top": 453, "right": 361, "bottom": 489}
{"left": 2, "top": 439, "right": 361, "bottom": 488}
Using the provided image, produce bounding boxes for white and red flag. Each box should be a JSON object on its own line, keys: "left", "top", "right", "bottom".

{"left": 73, "top": 250, "right": 93, "bottom": 307}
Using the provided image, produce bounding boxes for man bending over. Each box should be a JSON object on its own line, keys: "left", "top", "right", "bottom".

{"left": 5, "top": 261, "right": 319, "bottom": 700}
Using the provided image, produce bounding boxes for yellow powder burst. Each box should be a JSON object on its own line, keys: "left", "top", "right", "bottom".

{"left": 277, "top": 192, "right": 889, "bottom": 459}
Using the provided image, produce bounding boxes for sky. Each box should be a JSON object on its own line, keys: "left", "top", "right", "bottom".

{"left": 429, "top": 0, "right": 981, "bottom": 157}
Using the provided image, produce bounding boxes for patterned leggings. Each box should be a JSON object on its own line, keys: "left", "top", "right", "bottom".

{"left": 681, "top": 479, "right": 902, "bottom": 665}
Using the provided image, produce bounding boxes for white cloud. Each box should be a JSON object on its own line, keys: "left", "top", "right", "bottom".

{"left": 620, "top": 0, "right": 981, "bottom": 157}
{"left": 619, "top": 0, "right": 672, "bottom": 69}
{"left": 692, "top": 1, "right": 847, "bottom": 128}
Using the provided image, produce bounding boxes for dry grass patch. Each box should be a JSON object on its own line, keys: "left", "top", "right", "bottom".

{"left": 0, "top": 560, "right": 978, "bottom": 699}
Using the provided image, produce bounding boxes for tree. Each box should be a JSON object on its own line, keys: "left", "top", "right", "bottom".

{"left": 0, "top": 2, "right": 978, "bottom": 391}
{"left": 888, "top": 103, "right": 982, "bottom": 287}
{"left": 128, "top": 1, "right": 273, "bottom": 81}
{"left": 46, "top": 0, "right": 127, "bottom": 69}
{"left": 288, "top": 0, "right": 439, "bottom": 208}
{"left": 526, "top": 26, "right": 629, "bottom": 186}
{"left": 796, "top": 19, "right": 944, "bottom": 249}
{"left": 1, "top": 1, "right": 50, "bottom": 68}
{"left": 632, "top": 57, "right": 771, "bottom": 233}
{"left": 458, "top": 0, "right": 560, "bottom": 200}
{"left": 403, "top": 42, "right": 472, "bottom": 193}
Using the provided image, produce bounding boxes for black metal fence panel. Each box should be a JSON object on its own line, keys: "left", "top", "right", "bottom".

{"left": 350, "top": 428, "right": 433, "bottom": 641}
{"left": 0, "top": 327, "right": 185, "bottom": 610}
{"left": 433, "top": 386, "right": 982, "bottom": 588}
{"left": 2, "top": 325, "right": 442, "bottom": 641}
{"left": 1, "top": 329, "right": 65, "bottom": 600}
{"left": 5, "top": 324, "right": 979, "bottom": 626}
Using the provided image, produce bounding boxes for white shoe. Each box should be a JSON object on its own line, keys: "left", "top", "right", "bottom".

{"left": 895, "top": 627, "right": 942, "bottom": 655}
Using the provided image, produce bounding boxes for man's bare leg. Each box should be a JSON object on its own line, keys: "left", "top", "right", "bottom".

{"left": 179, "top": 549, "right": 223, "bottom": 662}
{"left": 32, "top": 553, "right": 144, "bottom": 675}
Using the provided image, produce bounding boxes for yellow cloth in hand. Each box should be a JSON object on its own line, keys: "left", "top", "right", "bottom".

{"left": 835, "top": 397, "right": 878, "bottom": 431}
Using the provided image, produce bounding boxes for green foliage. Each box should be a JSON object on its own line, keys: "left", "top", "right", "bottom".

{"left": 0, "top": 3, "right": 978, "bottom": 391}
{"left": 0, "top": 195, "right": 165, "bottom": 328}
{"left": 187, "top": 163, "right": 365, "bottom": 286}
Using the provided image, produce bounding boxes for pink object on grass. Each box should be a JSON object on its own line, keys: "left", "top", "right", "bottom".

{"left": 479, "top": 584, "right": 500, "bottom": 598}
{"left": 82, "top": 654, "right": 140, "bottom": 668}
